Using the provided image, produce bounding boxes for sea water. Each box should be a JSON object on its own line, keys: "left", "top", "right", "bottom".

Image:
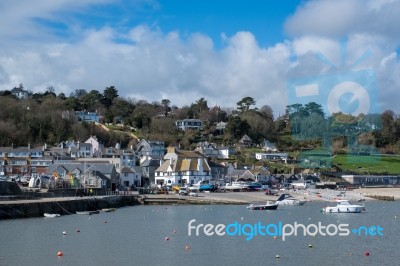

{"left": 0, "top": 201, "right": 399, "bottom": 266}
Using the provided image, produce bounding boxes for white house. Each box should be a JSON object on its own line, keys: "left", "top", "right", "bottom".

{"left": 120, "top": 167, "right": 141, "bottom": 188}
{"left": 255, "top": 153, "right": 288, "bottom": 163}
{"left": 175, "top": 119, "right": 203, "bottom": 131}
{"left": 85, "top": 136, "right": 104, "bottom": 157}
{"left": 155, "top": 147, "right": 211, "bottom": 186}
{"left": 261, "top": 139, "right": 278, "bottom": 152}
{"left": 217, "top": 147, "right": 235, "bottom": 159}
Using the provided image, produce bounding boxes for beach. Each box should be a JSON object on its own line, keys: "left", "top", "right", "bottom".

{"left": 193, "top": 187, "right": 400, "bottom": 204}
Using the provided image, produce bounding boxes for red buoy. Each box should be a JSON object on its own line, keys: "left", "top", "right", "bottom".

{"left": 365, "top": 251, "right": 370, "bottom": 256}
{"left": 57, "top": 251, "right": 63, "bottom": 257}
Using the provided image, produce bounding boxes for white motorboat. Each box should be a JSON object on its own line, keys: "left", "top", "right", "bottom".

{"left": 323, "top": 200, "right": 365, "bottom": 213}
{"left": 276, "top": 194, "right": 306, "bottom": 206}
{"left": 222, "top": 182, "right": 248, "bottom": 191}
{"left": 44, "top": 213, "right": 60, "bottom": 218}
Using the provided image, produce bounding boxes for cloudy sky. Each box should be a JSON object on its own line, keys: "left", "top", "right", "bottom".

{"left": 0, "top": 0, "right": 399, "bottom": 115}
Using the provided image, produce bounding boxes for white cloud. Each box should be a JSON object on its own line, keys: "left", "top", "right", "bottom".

{"left": 0, "top": 0, "right": 399, "bottom": 116}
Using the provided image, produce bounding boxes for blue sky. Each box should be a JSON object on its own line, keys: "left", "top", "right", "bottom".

{"left": 0, "top": 0, "right": 399, "bottom": 115}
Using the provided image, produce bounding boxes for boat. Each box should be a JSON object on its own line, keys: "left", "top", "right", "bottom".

{"left": 222, "top": 182, "right": 248, "bottom": 191}
{"left": 101, "top": 208, "right": 116, "bottom": 212}
{"left": 276, "top": 194, "right": 306, "bottom": 206}
{"left": 246, "top": 201, "right": 278, "bottom": 210}
{"left": 44, "top": 213, "right": 61, "bottom": 218}
{"left": 322, "top": 200, "right": 365, "bottom": 213}
{"left": 76, "top": 210, "right": 100, "bottom": 215}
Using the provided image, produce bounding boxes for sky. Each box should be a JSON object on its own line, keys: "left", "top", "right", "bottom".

{"left": 0, "top": 0, "right": 399, "bottom": 116}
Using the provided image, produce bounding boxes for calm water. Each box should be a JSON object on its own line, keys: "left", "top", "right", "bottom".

{"left": 0, "top": 201, "right": 399, "bottom": 266}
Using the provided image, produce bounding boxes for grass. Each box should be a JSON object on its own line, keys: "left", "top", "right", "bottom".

{"left": 333, "top": 154, "right": 400, "bottom": 175}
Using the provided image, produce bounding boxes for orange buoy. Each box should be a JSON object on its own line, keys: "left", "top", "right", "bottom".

{"left": 57, "top": 251, "right": 63, "bottom": 257}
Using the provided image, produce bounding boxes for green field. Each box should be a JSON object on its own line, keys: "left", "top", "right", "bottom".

{"left": 333, "top": 154, "right": 400, "bottom": 175}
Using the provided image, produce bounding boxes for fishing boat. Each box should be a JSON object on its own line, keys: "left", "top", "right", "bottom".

{"left": 246, "top": 201, "right": 278, "bottom": 210}
{"left": 44, "top": 213, "right": 60, "bottom": 218}
{"left": 76, "top": 210, "right": 100, "bottom": 215}
{"left": 322, "top": 200, "right": 365, "bottom": 213}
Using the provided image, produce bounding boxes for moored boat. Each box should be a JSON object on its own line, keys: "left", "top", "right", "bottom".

{"left": 101, "top": 208, "right": 116, "bottom": 212}
{"left": 246, "top": 201, "right": 278, "bottom": 210}
{"left": 44, "top": 213, "right": 60, "bottom": 218}
{"left": 76, "top": 210, "right": 100, "bottom": 215}
{"left": 323, "top": 200, "right": 365, "bottom": 213}
{"left": 276, "top": 193, "right": 306, "bottom": 206}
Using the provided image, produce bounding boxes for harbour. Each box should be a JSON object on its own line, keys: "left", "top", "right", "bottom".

{"left": 0, "top": 201, "right": 399, "bottom": 266}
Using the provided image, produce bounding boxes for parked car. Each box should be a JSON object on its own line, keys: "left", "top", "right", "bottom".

{"left": 178, "top": 187, "right": 188, "bottom": 196}
{"left": 199, "top": 184, "right": 215, "bottom": 192}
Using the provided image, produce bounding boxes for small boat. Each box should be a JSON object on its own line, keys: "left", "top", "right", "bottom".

{"left": 323, "top": 200, "right": 365, "bottom": 213}
{"left": 44, "top": 213, "right": 61, "bottom": 218}
{"left": 101, "top": 208, "right": 116, "bottom": 212}
{"left": 76, "top": 210, "right": 100, "bottom": 215}
{"left": 246, "top": 201, "right": 278, "bottom": 210}
{"left": 276, "top": 194, "right": 306, "bottom": 206}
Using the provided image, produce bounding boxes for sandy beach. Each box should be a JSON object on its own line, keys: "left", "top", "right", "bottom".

{"left": 195, "top": 187, "right": 400, "bottom": 204}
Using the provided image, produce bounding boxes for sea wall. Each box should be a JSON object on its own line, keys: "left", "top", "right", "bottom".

{"left": 0, "top": 195, "right": 140, "bottom": 219}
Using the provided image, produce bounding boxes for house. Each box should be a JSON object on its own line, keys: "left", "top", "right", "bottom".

{"left": 85, "top": 136, "right": 104, "bottom": 157}
{"left": 194, "top": 142, "right": 220, "bottom": 158}
{"left": 11, "top": 86, "right": 29, "bottom": 99}
{"left": 255, "top": 153, "right": 288, "bottom": 163}
{"left": 70, "top": 142, "right": 93, "bottom": 158}
{"left": 225, "top": 168, "right": 271, "bottom": 182}
{"left": 238, "top": 134, "right": 253, "bottom": 148}
{"left": 75, "top": 111, "right": 100, "bottom": 123}
{"left": 0, "top": 146, "right": 45, "bottom": 176}
{"left": 97, "top": 147, "right": 137, "bottom": 170}
{"left": 140, "top": 158, "right": 161, "bottom": 186}
{"left": 175, "top": 119, "right": 203, "bottom": 131}
{"left": 261, "top": 139, "right": 278, "bottom": 152}
{"left": 217, "top": 147, "right": 236, "bottom": 159}
{"left": 136, "top": 139, "right": 165, "bottom": 160}
{"left": 120, "top": 167, "right": 141, "bottom": 188}
{"left": 46, "top": 163, "right": 117, "bottom": 190}
{"left": 207, "top": 161, "right": 227, "bottom": 180}
{"left": 155, "top": 147, "right": 211, "bottom": 186}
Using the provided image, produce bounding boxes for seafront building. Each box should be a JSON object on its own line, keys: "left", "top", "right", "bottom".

{"left": 155, "top": 147, "right": 212, "bottom": 186}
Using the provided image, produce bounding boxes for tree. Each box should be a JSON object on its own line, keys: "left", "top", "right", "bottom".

{"left": 102, "top": 86, "right": 119, "bottom": 108}
{"left": 237, "top": 97, "right": 256, "bottom": 112}
{"left": 225, "top": 116, "right": 250, "bottom": 139}
{"left": 161, "top": 99, "right": 171, "bottom": 116}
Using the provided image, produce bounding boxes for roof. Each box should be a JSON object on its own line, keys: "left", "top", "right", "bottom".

{"left": 156, "top": 158, "right": 210, "bottom": 172}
